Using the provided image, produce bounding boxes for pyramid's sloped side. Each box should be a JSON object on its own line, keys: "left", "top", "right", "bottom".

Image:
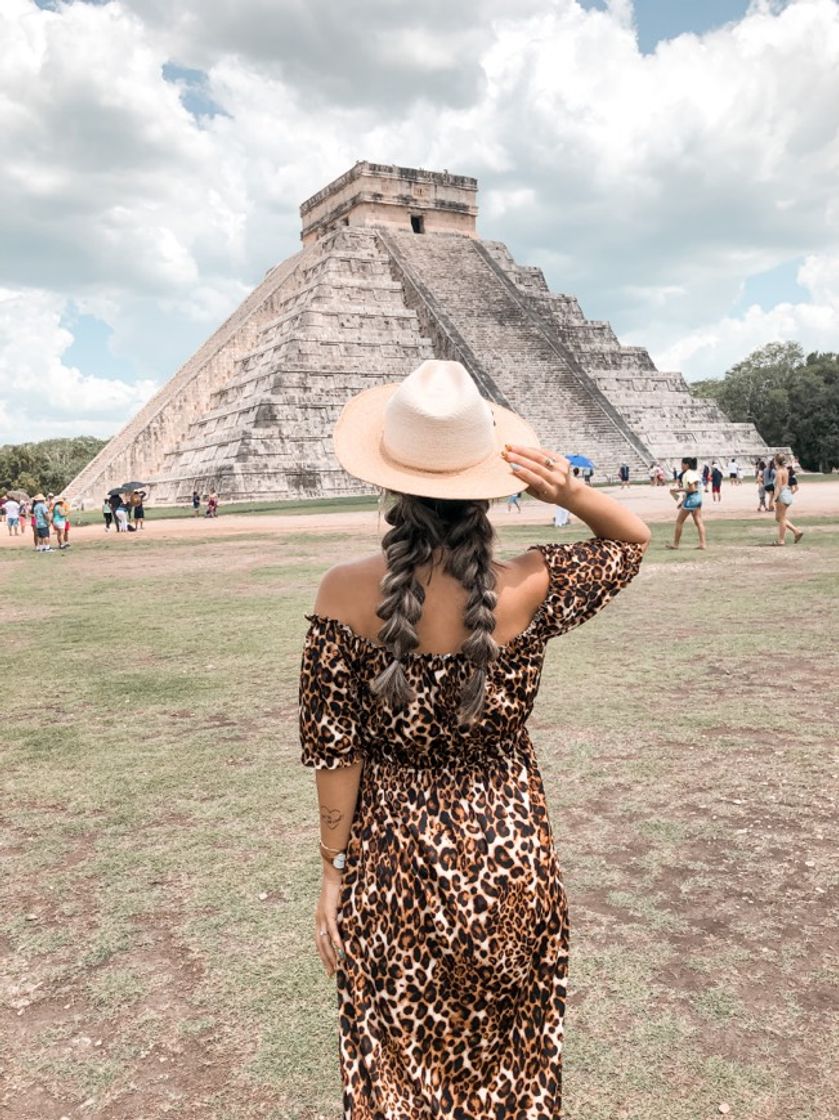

{"left": 381, "top": 231, "right": 654, "bottom": 478}
{"left": 483, "top": 242, "right": 770, "bottom": 465}
{"left": 64, "top": 249, "right": 309, "bottom": 505}
{"left": 153, "top": 228, "right": 434, "bottom": 502}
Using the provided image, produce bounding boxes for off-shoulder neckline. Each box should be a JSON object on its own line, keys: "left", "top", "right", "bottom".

{"left": 304, "top": 543, "right": 563, "bottom": 662}
{"left": 305, "top": 610, "right": 544, "bottom": 661}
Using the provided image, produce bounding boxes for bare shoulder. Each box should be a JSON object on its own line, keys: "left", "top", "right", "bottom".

{"left": 313, "top": 553, "right": 385, "bottom": 627}
{"left": 496, "top": 547, "right": 551, "bottom": 604}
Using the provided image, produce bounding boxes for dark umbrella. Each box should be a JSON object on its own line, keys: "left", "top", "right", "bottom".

{"left": 121, "top": 481, "right": 152, "bottom": 491}
{"left": 566, "top": 454, "right": 595, "bottom": 469}
{"left": 6, "top": 489, "right": 30, "bottom": 502}
{"left": 107, "top": 487, "right": 127, "bottom": 497}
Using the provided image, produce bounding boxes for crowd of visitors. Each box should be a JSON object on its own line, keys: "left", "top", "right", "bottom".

{"left": 0, "top": 486, "right": 153, "bottom": 551}
{"left": 0, "top": 457, "right": 806, "bottom": 556}
{"left": 659, "top": 452, "right": 803, "bottom": 549}
{"left": 0, "top": 492, "right": 73, "bottom": 552}
{"left": 102, "top": 489, "right": 146, "bottom": 532}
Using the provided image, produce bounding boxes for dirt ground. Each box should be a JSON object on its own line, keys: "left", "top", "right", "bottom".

{"left": 1, "top": 501, "right": 837, "bottom": 1119}
{"left": 1, "top": 478, "right": 836, "bottom": 548}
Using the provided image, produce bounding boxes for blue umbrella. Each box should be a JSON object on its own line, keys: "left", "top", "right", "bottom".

{"left": 566, "top": 454, "right": 595, "bottom": 469}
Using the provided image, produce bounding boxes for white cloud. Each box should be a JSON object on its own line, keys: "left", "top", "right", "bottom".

{"left": 648, "top": 251, "right": 839, "bottom": 376}
{"left": 1, "top": 0, "right": 839, "bottom": 443}
{"left": 0, "top": 288, "right": 157, "bottom": 443}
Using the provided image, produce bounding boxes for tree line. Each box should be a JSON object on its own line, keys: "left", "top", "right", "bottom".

{"left": 0, "top": 437, "right": 107, "bottom": 496}
{"left": 692, "top": 342, "right": 839, "bottom": 473}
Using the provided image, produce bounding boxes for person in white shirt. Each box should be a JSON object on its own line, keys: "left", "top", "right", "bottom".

{"left": 728, "top": 458, "right": 739, "bottom": 485}
{"left": 4, "top": 498, "right": 21, "bottom": 534}
{"left": 666, "top": 456, "right": 707, "bottom": 550}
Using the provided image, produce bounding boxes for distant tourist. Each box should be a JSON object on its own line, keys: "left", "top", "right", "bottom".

{"left": 32, "top": 494, "right": 52, "bottom": 553}
{"left": 109, "top": 491, "right": 123, "bottom": 529}
{"left": 618, "top": 463, "right": 630, "bottom": 489}
{"left": 756, "top": 460, "right": 768, "bottom": 511}
{"left": 506, "top": 492, "right": 522, "bottom": 513}
{"left": 727, "top": 457, "right": 740, "bottom": 485}
{"left": 666, "top": 457, "right": 706, "bottom": 551}
{"left": 51, "top": 497, "right": 70, "bottom": 549}
{"left": 102, "top": 496, "right": 113, "bottom": 531}
{"left": 4, "top": 496, "right": 21, "bottom": 535}
{"left": 192, "top": 489, "right": 201, "bottom": 516}
{"left": 772, "top": 454, "right": 803, "bottom": 546}
{"left": 710, "top": 462, "right": 723, "bottom": 502}
{"left": 553, "top": 505, "right": 570, "bottom": 527}
{"left": 206, "top": 491, "right": 219, "bottom": 518}
{"left": 702, "top": 462, "right": 711, "bottom": 492}
{"left": 763, "top": 458, "right": 776, "bottom": 510}
{"left": 115, "top": 496, "right": 130, "bottom": 533}
{"left": 648, "top": 463, "right": 658, "bottom": 486}
{"left": 788, "top": 461, "right": 799, "bottom": 493}
{"left": 131, "top": 490, "right": 146, "bottom": 530}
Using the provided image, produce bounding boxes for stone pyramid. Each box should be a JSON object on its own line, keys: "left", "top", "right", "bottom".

{"left": 67, "top": 161, "right": 768, "bottom": 505}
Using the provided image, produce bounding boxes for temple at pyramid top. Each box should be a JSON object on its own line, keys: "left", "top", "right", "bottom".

{"left": 299, "top": 161, "right": 479, "bottom": 244}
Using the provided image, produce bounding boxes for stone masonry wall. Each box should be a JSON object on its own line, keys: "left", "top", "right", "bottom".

{"left": 155, "top": 228, "right": 434, "bottom": 501}
{"left": 65, "top": 250, "right": 309, "bottom": 505}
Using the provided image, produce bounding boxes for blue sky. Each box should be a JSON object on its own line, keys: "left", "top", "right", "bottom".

{"left": 66, "top": 0, "right": 762, "bottom": 387}
{"left": 581, "top": 0, "right": 752, "bottom": 52}
{"left": 3, "top": 0, "right": 838, "bottom": 442}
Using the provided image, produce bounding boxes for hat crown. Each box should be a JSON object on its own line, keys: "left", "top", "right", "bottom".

{"left": 382, "top": 360, "right": 494, "bottom": 471}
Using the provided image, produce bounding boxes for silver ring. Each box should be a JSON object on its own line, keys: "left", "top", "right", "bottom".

{"left": 319, "top": 929, "right": 328, "bottom": 937}
{"left": 544, "top": 457, "right": 556, "bottom": 468}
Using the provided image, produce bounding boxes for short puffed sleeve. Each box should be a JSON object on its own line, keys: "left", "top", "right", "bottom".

{"left": 530, "top": 538, "right": 644, "bottom": 639}
{"left": 299, "top": 616, "right": 364, "bottom": 770}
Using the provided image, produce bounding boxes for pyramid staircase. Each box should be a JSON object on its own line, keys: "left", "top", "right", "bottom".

{"left": 481, "top": 242, "right": 769, "bottom": 466}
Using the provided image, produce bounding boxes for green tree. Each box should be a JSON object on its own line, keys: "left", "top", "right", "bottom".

{"left": 0, "top": 436, "right": 108, "bottom": 495}
{"left": 691, "top": 342, "right": 839, "bottom": 472}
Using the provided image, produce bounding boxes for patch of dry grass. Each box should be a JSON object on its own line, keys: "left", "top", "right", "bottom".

{"left": 1, "top": 517, "right": 837, "bottom": 1119}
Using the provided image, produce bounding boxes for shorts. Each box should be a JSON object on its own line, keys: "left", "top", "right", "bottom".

{"left": 53, "top": 519, "right": 66, "bottom": 531}
{"left": 36, "top": 525, "right": 50, "bottom": 539}
{"left": 134, "top": 506, "right": 144, "bottom": 518}
{"left": 777, "top": 487, "right": 794, "bottom": 506}
{"left": 712, "top": 485, "right": 721, "bottom": 494}
{"left": 6, "top": 516, "right": 18, "bottom": 527}
{"left": 765, "top": 484, "right": 775, "bottom": 493}
{"left": 683, "top": 493, "right": 702, "bottom": 511}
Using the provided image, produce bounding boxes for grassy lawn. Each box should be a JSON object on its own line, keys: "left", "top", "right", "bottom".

{"left": 70, "top": 494, "right": 380, "bottom": 526}
{"left": 1, "top": 515, "right": 837, "bottom": 1119}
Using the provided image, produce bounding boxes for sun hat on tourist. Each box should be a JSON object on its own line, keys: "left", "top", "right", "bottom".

{"left": 333, "top": 359, "right": 537, "bottom": 499}
{"left": 33, "top": 493, "right": 46, "bottom": 502}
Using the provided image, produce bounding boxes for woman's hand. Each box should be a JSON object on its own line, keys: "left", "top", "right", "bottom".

{"left": 502, "top": 445, "right": 584, "bottom": 506}
{"left": 315, "top": 868, "right": 346, "bottom": 978}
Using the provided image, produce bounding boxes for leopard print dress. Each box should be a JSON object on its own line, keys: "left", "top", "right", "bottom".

{"left": 300, "top": 539, "right": 644, "bottom": 1120}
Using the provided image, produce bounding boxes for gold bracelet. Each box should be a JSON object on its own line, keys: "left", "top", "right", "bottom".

{"left": 319, "top": 840, "right": 345, "bottom": 855}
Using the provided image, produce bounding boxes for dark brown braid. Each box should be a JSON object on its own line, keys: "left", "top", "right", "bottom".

{"left": 370, "top": 494, "right": 498, "bottom": 722}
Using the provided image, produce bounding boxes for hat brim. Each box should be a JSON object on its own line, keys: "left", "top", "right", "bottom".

{"left": 333, "top": 383, "right": 539, "bottom": 500}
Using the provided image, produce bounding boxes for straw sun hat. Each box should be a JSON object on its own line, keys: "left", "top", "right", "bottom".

{"left": 333, "top": 360, "right": 538, "bottom": 500}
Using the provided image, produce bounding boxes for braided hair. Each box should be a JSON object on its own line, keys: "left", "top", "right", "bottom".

{"left": 370, "top": 494, "right": 499, "bottom": 723}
